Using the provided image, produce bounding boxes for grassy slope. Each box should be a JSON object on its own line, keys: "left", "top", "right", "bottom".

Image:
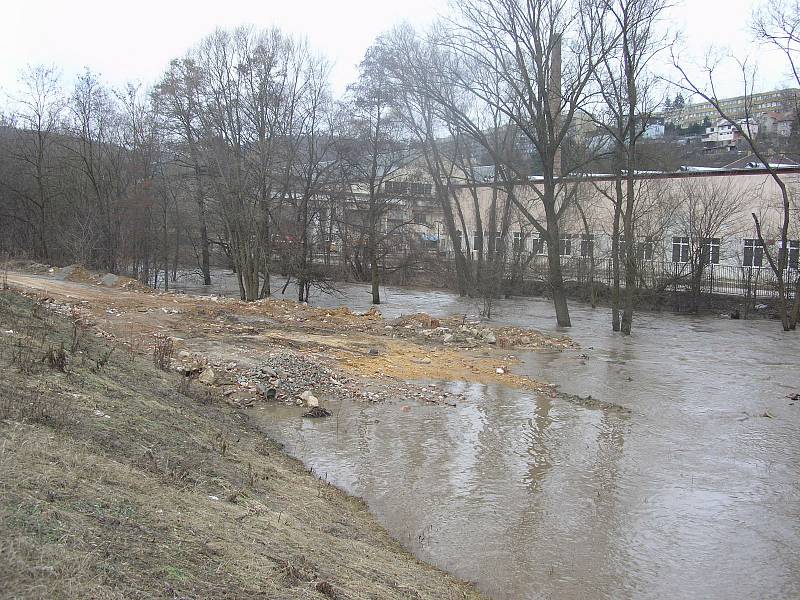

{"left": 0, "top": 289, "right": 482, "bottom": 600}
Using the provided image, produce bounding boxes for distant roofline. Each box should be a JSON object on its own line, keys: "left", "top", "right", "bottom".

{"left": 660, "top": 87, "right": 800, "bottom": 114}
{"left": 451, "top": 164, "right": 800, "bottom": 188}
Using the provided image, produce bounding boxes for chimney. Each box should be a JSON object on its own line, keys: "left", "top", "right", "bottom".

{"left": 549, "top": 35, "right": 562, "bottom": 177}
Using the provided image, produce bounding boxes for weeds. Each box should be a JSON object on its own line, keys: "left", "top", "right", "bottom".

{"left": 0, "top": 387, "right": 70, "bottom": 429}
{"left": 153, "top": 335, "right": 174, "bottom": 371}
{"left": 215, "top": 432, "right": 228, "bottom": 457}
{"left": 11, "top": 338, "right": 36, "bottom": 374}
{"left": 44, "top": 343, "right": 68, "bottom": 372}
{"left": 177, "top": 374, "right": 191, "bottom": 395}
{"left": 91, "top": 347, "right": 114, "bottom": 373}
{"left": 69, "top": 306, "right": 87, "bottom": 353}
{"left": 245, "top": 462, "right": 257, "bottom": 488}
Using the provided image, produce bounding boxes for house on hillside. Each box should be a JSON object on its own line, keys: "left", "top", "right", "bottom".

{"left": 702, "top": 118, "right": 759, "bottom": 153}
{"left": 759, "top": 111, "right": 795, "bottom": 138}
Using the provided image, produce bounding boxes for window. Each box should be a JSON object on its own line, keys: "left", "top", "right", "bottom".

{"left": 672, "top": 236, "right": 690, "bottom": 263}
{"left": 637, "top": 240, "right": 654, "bottom": 261}
{"left": 580, "top": 234, "right": 594, "bottom": 258}
{"left": 513, "top": 232, "right": 524, "bottom": 253}
{"left": 453, "top": 230, "right": 462, "bottom": 251}
{"left": 412, "top": 212, "right": 428, "bottom": 225}
{"left": 486, "top": 230, "right": 502, "bottom": 253}
{"left": 700, "top": 237, "right": 720, "bottom": 265}
{"left": 559, "top": 235, "right": 572, "bottom": 256}
{"left": 532, "top": 235, "right": 547, "bottom": 255}
{"left": 744, "top": 239, "right": 764, "bottom": 267}
{"left": 779, "top": 240, "right": 799, "bottom": 270}
{"left": 473, "top": 230, "right": 483, "bottom": 252}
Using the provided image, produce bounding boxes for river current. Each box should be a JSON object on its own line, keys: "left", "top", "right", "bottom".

{"left": 175, "top": 272, "right": 800, "bottom": 599}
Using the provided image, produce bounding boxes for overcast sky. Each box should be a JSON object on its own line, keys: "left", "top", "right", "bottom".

{"left": 0, "top": 0, "right": 793, "bottom": 103}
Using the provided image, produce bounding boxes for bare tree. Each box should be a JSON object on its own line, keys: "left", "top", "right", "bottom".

{"left": 589, "top": 0, "right": 671, "bottom": 333}
{"left": 672, "top": 1, "right": 800, "bottom": 330}
{"left": 341, "top": 46, "right": 411, "bottom": 304}
{"left": 672, "top": 177, "right": 748, "bottom": 312}
{"left": 386, "top": 0, "right": 605, "bottom": 326}
{"left": 0, "top": 66, "right": 65, "bottom": 261}
{"left": 155, "top": 58, "right": 213, "bottom": 285}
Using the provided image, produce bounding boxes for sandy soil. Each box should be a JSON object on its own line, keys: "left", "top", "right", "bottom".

{"left": 4, "top": 271, "right": 571, "bottom": 402}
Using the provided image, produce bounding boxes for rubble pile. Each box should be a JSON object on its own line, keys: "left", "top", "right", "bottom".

{"left": 173, "top": 348, "right": 465, "bottom": 409}
{"left": 385, "top": 315, "right": 575, "bottom": 351}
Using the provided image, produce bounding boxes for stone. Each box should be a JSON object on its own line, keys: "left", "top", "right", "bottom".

{"left": 484, "top": 332, "right": 497, "bottom": 344}
{"left": 442, "top": 334, "right": 454, "bottom": 343}
{"left": 300, "top": 390, "right": 319, "bottom": 407}
{"left": 259, "top": 366, "right": 278, "bottom": 378}
{"left": 198, "top": 367, "right": 216, "bottom": 385}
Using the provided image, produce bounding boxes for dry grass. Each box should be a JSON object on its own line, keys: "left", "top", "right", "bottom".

{"left": 0, "top": 290, "right": 484, "bottom": 600}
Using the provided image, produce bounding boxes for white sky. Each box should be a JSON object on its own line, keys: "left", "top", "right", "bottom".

{"left": 0, "top": 0, "right": 793, "bottom": 103}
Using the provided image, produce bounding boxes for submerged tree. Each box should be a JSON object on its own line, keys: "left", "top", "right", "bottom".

{"left": 590, "top": 0, "right": 671, "bottom": 334}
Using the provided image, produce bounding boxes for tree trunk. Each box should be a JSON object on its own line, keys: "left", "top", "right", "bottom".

{"left": 198, "top": 197, "right": 211, "bottom": 286}
{"left": 621, "top": 186, "right": 636, "bottom": 334}
{"left": 611, "top": 193, "right": 622, "bottom": 332}
{"left": 545, "top": 212, "right": 570, "bottom": 327}
{"left": 370, "top": 245, "right": 380, "bottom": 304}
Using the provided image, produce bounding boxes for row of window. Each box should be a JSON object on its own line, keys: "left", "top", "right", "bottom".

{"left": 454, "top": 231, "right": 599, "bottom": 258}
{"left": 384, "top": 181, "right": 433, "bottom": 196}
{"left": 671, "top": 237, "right": 799, "bottom": 268}
{"left": 448, "top": 231, "right": 800, "bottom": 268}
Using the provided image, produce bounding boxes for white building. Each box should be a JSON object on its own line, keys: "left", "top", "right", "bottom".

{"left": 702, "top": 118, "right": 759, "bottom": 151}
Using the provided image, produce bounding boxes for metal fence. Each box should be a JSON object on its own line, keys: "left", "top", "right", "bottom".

{"left": 516, "top": 255, "right": 798, "bottom": 300}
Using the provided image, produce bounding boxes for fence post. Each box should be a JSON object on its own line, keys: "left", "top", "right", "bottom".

{"left": 710, "top": 264, "right": 714, "bottom": 295}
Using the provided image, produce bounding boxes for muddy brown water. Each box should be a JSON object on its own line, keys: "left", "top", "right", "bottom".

{"left": 178, "top": 272, "right": 800, "bottom": 599}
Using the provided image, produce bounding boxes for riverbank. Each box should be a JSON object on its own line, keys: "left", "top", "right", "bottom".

{"left": 0, "top": 289, "right": 486, "bottom": 599}
{"left": 0, "top": 266, "right": 575, "bottom": 598}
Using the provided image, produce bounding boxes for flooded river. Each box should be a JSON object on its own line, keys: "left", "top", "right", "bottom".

{"left": 178, "top": 273, "right": 800, "bottom": 599}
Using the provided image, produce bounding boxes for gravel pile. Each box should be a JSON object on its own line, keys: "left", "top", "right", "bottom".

{"left": 238, "top": 352, "right": 360, "bottom": 402}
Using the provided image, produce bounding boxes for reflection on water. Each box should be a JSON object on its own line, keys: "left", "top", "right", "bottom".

{"left": 181, "top": 272, "right": 800, "bottom": 599}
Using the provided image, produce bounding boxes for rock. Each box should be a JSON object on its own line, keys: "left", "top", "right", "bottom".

{"left": 303, "top": 406, "right": 332, "bottom": 418}
{"left": 484, "top": 332, "right": 497, "bottom": 344}
{"left": 442, "top": 333, "right": 454, "bottom": 343}
{"left": 412, "top": 357, "right": 432, "bottom": 364}
{"left": 368, "top": 348, "right": 379, "bottom": 356}
{"left": 300, "top": 390, "right": 320, "bottom": 407}
{"left": 177, "top": 361, "right": 204, "bottom": 377}
{"left": 495, "top": 367, "right": 505, "bottom": 374}
{"left": 198, "top": 367, "right": 216, "bottom": 385}
{"left": 100, "top": 273, "right": 119, "bottom": 287}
